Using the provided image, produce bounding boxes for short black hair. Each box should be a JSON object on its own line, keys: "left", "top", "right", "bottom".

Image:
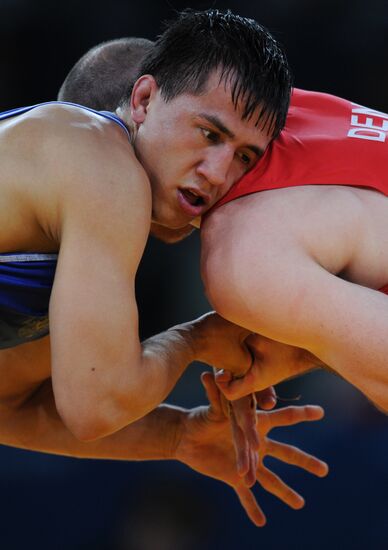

{"left": 58, "top": 38, "right": 154, "bottom": 111}
{"left": 121, "top": 9, "right": 292, "bottom": 138}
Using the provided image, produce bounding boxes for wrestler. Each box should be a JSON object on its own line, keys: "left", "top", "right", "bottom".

{"left": 56, "top": 35, "right": 279, "bottom": 485}
{"left": 0, "top": 8, "right": 294, "bottom": 487}
{"left": 0, "top": 15, "right": 329, "bottom": 525}
{"left": 201, "top": 88, "right": 388, "bottom": 414}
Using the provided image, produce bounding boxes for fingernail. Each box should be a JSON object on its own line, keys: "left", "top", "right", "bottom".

{"left": 260, "top": 396, "right": 276, "bottom": 410}
{"left": 293, "top": 496, "right": 305, "bottom": 509}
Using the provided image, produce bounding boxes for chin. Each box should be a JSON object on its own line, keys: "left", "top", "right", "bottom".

{"left": 152, "top": 206, "right": 190, "bottom": 230}
{"left": 150, "top": 222, "right": 195, "bottom": 243}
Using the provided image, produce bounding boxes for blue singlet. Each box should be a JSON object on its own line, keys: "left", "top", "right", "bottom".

{"left": 0, "top": 102, "right": 131, "bottom": 349}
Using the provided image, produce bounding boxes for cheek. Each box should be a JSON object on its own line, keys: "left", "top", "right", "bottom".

{"left": 225, "top": 164, "right": 245, "bottom": 191}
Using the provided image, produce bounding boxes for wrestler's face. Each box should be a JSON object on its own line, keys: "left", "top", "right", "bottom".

{"left": 130, "top": 72, "right": 272, "bottom": 229}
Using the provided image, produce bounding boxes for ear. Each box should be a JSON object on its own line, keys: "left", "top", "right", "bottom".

{"left": 130, "top": 75, "right": 158, "bottom": 125}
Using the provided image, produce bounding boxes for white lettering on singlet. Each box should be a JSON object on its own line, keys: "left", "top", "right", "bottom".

{"left": 348, "top": 103, "right": 388, "bottom": 142}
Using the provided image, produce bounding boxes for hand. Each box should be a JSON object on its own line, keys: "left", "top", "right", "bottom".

{"left": 227, "top": 388, "right": 277, "bottom": 488}
{"left": 174, "top": 372, "right": 328, "bottom": 527}
{"left": 171, "top": 312, "right": 254, "bottom": 377}
{"left": 213, "top": 368, "right": 277, "bottom": 488}
{"left": 216, "top": 333, "right": 322, "bottom": 400}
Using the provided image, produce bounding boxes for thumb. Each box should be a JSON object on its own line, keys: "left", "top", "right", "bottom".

{"left": 216, "top": 374, "right": 254, "bottom": 401}
{"left": 256, "top": 387, "right": 277, "bottom": 410}
{"left": 214, "top": 369, "right": 233, "bottom": 383}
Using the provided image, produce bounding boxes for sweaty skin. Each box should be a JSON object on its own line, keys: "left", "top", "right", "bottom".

{"left": 0, "top": 68, "right": 272, "bottom": 442}
{"left": 201, "top": 184, "right": 388, "bottom": 411}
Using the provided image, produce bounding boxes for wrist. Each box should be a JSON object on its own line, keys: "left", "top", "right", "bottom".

{"left": 169, "top": 315, "right": 213, "bottom": 365}
{"left": 166, "top": 406, "right": 189, "bottom": 461}
{"left": 166, "top": 322, "right": 198, "bottom": 364}
{"left": 172, "top": 405, "right": 208, "bottom": 465}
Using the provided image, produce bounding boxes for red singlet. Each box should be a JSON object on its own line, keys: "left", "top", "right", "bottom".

{"left": 213, "top": 88, "right": 388, "bottom": 294}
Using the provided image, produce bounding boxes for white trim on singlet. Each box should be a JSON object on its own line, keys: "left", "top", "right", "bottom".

{"left": 0, "top": 253, "right": 58, "bottom": 263}
{"left": 0, "top": 102, "right": 132, "bottom": 144}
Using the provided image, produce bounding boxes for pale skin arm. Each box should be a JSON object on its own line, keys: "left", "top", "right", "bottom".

{"left": 202, "top": 200, "right": 388, "bottom": 411}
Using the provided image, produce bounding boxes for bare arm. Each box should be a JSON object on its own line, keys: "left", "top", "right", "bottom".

{"left": 0, "top": 379, "right": 186, "bottom": 460}
{"left": 0, "top": 338, "right": 182, "bottom": 459}
{"left": 202, "top": 199, "right": 388, "bottom": 411}
{"left": 0, "top": 368, "right": 327, "bottom": 527}
{"left": 35, "top": 113, "right": 253, "bottom": 441}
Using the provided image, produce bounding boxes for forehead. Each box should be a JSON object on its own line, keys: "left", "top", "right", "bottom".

{"left": 169, "top": 71, "right": 273, "bottom": 144}
{"left": 185, "top": 70, "right": 242, "bottom": 112}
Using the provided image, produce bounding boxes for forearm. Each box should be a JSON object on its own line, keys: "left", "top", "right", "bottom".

{"left": 126, "top": 313, "right": 252, "bottom": 425}
{"left": 0, "top": 380, "right": 186, "bottom": 460}
{"left": 135, "top": 326, "right": 196, "bottom": 420}
{"left": 52, "top": 313, "right": 253, "bottom": 439}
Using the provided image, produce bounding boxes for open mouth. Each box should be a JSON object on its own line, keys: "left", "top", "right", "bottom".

{"left": 180, "top": 189, "right": 205, "bottom": 207}
{"left": 177, "top": 189, "right": 208, "bottom": 217}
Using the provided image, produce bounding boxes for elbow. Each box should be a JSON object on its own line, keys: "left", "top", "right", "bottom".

{"left": 55, "top": 386, "right": 142, "bottom": 442}
{"left": 57, "top": 404, "right": 114, "bottom": 442}
{"left": 64, "top": 416, "right": 111, "bottom": 442}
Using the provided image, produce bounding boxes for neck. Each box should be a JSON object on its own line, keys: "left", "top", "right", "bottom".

{"left": 115, "top": 105, "right": 137, "bottom": 143}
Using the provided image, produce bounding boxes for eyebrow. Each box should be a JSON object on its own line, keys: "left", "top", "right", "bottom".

{"left": 198, "top": 113, "right": 265, "bottom": 157}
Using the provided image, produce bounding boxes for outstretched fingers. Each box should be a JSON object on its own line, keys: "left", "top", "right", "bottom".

{"left": 265, "top": 439, "right": 329, "bottom": 477}
{"left": 232, "top": 395, "right": 260, "bottom": 450}
{"left": 233, "top": 484, "right": 266, "bottom": 527}
{"left": 261, "top": 405, "right": 324, "bottom": 430}
{"left": 229, "top": 407, "right": 250, "bottom": 477}
{"left": 256, "top": 464, "right": 305, "bottom": 510}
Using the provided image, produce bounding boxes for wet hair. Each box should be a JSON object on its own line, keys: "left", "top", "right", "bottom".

{"left": 121, "top": 9, "right": 292, "bottom": 138}
{"left": 58, "top": 37, "right": 154, "bottom": 111}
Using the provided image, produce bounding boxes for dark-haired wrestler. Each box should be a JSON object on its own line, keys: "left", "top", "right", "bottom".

{"left": 0, "top": 11, "right": 329, "bottom": 527}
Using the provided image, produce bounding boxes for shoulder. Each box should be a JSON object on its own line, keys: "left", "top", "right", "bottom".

{"left": 21, "top": 103, "right": 142, "bottom": 179}
{"left": 8, "top": 102, "right": 143, "bottom": 180}
{"left": 14, "top": 104, "right": 151, "bottom": 245}
{"left": 201, "top": 185, "right": 364, "bottom": 303}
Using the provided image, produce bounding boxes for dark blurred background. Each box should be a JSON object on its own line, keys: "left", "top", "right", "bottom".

{"left": 1, "top": 0, "right": 388, "bottom": 548}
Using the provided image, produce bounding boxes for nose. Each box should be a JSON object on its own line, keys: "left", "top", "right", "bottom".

{"left": 197, "top": 146, "right": 234, "bottom": 187}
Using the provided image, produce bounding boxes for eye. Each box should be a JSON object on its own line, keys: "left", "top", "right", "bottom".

{"left": 236, "top": 150, "right": 254, "bottom": 167}
{"left": 201, "top": 127, "right": 220, "bottom": 143}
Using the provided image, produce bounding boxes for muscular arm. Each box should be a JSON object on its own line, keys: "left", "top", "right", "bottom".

{"left": 202, "top": 192, "right": 388, "bottom": 411}
{"left": 0, "top": 377, "right": 329, "bottom": 527}
{"left": 0, "top": 338, "right": 182, "bottom": 459}
{"left": 0, "top": 338, "right": 328, "bottom": 528}
{"left": 1, "top": 380, "right": 185, "bottom": 460}
{"left": 23, "top": 106, "right": 252, "bottom": 441}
